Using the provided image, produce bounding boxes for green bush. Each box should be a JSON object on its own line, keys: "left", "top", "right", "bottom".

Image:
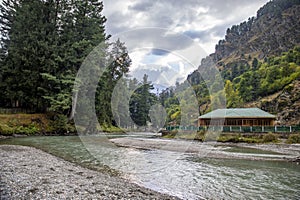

{"left": 162, "top": 130, "right": 178, "bottom": 139}
{"left": 49, "top": 114, "right": 68, "bottom": 133}
{"left": 218, "top": 134, "right": 263, "bottom": 143}
{"left": 262, "top": 133, "right": 278, "bottom": 143}
{"left": 0, "top": 125, "right": 14, "bottom": 135}
{"left": 240, "top": 137, "right": 261, "bottom": 143}
{"left": 194, "top": 130, "right": 205, "bottom": 141}
{"left": 217, "top": 135, "right": 240, "bottom": 143}
{"left": 15, "top": 124, "right": 39, "bottom": 135}
{"left": 0, "top": 123, "right": 39, "bottom": 135}
{"left": 286, "top": 134, "right": 300, "bottom": 144}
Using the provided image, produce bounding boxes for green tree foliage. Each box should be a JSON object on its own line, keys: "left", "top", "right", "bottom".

{"left": 96, "top": 39, "right": 131, "bottom": 127}
{"left": 129, "top": 74, "right": 157, "bottom": 127}
{"left": 41, "top": 72, "right": 75, "bottom": 114}
{"left": 224, "top": 80, "right": 243, "bottom": 108}
{"left": 236, "top": 46, "right": 300, "bottom": 100}
{"left": 252, "top": 58, "right": 259, "bottom": 70}
{"left": 0, "top": 0, "right": 108, "bottom": 113}
{"left": 159, "top": 87, "right": 180, "bottom": 124}
{"left": 0, "top": 0, "right": 59, "bottom": 110}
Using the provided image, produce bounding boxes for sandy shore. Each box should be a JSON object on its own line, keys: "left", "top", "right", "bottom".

{"left": 0, "top": 145, "right": 179, "bottom": 200}
{"left": 110, "top": 137, "right": 300, "bottom": 161}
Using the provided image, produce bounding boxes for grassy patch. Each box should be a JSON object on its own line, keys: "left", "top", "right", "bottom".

{"left": 99, "top": 124, "right": 125, "bottom": 133}
{"left": 162, "top": 130, "right": 206, "bottom": 141}
{"left": 162, "top": 130, "right": 178, "bottom": 139}
{"left": 161, "top": 130, "right": 283, "bottom": 144}
{"left": 0, "top": 113, "right": 78, "bottom": 135}
{"left": 286, "top": 134, "right": 300, "bottom": 144}
{"left": 218, "top": 133, "right": 279, "bottom": 143}
{"left": 0, "top": 114, "right": 49, "bottom": 135}
{"left": 262, "top": 133, "right": 278, "bottom": 143}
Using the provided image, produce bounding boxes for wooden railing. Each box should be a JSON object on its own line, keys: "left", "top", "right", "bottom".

{"left": 166, "top": 125, "right": 300, "bottom": 133}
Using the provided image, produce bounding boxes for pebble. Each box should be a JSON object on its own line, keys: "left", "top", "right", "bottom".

{"left": 0, "top": 145, "right": 179, "bottom": 199}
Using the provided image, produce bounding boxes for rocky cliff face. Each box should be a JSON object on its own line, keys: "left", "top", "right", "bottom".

{"left": 265, "top": 80, "right": 300, "bottom": 125}
{"left": 195, "top": 1, "right": 300, "bottom": 73}
{"left": 213, "top": 4, "right": 300, "bottom": 65}
{"left": 191, "top": 2, "right": 300, "bottom": 84}
{"left": 245, "top": 79, "right": 300, "bottom": 125}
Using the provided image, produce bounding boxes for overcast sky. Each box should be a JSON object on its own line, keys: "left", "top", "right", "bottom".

{"left": 103, "top": 0, "right": 269, "bottom": 88}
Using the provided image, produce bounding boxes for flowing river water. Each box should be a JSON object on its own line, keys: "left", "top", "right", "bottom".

{"left": 0, "top": 134, "right": 299, "bottom": 199}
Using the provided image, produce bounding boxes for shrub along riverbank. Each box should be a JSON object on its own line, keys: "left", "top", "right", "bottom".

{"left": 0, "top": 114, "right": 75, "bottom": 136}
{"left": 2, "top": 113, "right": 299, "bottom": 144}
{"left": 0, "top": 114, "right": 124, "bottom": 137}
{"left": 161, "top": 130, "right": 300, "bottom": 144}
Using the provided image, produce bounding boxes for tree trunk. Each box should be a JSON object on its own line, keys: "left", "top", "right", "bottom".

{"left": 69, "top": 90, "right": 78, "bottom": 121}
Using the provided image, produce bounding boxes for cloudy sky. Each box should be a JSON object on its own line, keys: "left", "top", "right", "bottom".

{"left": 103, "top": 0, "right": 269, "bottom": 88}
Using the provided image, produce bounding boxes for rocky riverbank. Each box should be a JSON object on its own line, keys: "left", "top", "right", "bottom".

{"left": 0, "top": 145, "right": 179, "bottom": 199}
{"left": 110, "top": 137, "right": 300, "bottom": 162}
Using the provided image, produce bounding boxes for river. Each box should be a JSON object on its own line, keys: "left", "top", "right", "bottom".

{"left": 0, "top": 134, "right": 299, "bottom": 199}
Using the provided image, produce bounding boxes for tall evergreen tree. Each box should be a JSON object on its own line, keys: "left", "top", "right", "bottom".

{"left": 96, "top": 39, "right": 131, "bottom": 127}
{"left": 129, "top": 74, "right": 157, "bottom": 127}
{"left": 0, "top": 0, "right": 19, "bottom": 107}
{"left": 42, "top": 0, "right": 108, "bottom": 118}
{"left": 0, "top": 0, "right": 59, "bottom": 110}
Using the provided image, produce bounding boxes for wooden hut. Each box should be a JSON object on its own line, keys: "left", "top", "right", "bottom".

{"left": 198, "top": 108, "right": 276, "bottom": 127}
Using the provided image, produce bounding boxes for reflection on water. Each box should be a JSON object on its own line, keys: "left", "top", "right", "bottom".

{"left": 1, "top": 135, "right": 299, "bottom": 200}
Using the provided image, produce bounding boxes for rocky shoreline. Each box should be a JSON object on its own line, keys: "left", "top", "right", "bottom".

{"left": 0, "top": 145, "right": 179, "bottom": 199}
{"left": 110, "top": 137, "right": 300, "bottom": 162}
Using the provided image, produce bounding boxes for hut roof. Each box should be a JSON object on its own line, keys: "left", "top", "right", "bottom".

{"left": 199, "top": 108, "right": 276, "bottom": 119}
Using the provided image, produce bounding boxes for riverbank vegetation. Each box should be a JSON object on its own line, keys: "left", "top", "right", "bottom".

{"left": 286, "top": 134, "right": 300, "bottom": 144}
{"left": 161, "top": 131, "right": 300, "bottom": 144}
{"left": 0, "top": 114, "right": 74, "bottom": 135}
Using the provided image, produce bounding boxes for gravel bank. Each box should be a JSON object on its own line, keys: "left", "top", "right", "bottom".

{"left": 0, "top": 145, "right": 179, "bottom": 200}
{"left": 110, "top": 137, "right": 300, "bottom": 161}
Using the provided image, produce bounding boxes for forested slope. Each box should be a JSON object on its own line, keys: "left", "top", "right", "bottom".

{"left": 160, "top": 0, "right": 300, "bottom": 125}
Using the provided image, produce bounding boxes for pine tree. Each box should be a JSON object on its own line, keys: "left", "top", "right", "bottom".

{"left": 0, "top": 0, "right": 59, "bottom": 110}
{"left": 43, "top": 0, "right": 108, "bottom": 119}
{"left": 129, "top": 74, "right": 157, "bottom": 127}
{"left": 0, "top": 0, "right": 19, "bottom": 107}
{"left": 96, "top": 39, "right": 131, "bottom": 127}
{"left": 224, "top": 80, "right": 243, "bottom": 108}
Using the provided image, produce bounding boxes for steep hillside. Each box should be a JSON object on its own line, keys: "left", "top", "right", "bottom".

{"left": 245, "top": 79, "right": 300, "bottom": 125}
{"left": 211, "top": 0, "right": 300, "bottom": 68}
{"left": 214, "top": 2, "right": 300, "bottom": 65}
{"left": 186, "top": 0, "right": 300, "bottom": 125}
{"left": 190, "top": 0, "right": 300, "bottom": 81}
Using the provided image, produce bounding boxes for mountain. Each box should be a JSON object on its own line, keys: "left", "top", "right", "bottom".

{"left": 211, "top": 0, "right": 299, "bottom": 67}
{"left": 186, "top": 0, "right": 300, "bottom": 125}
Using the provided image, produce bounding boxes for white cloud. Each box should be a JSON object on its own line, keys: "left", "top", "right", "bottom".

{"left": 103, "top": 0, "right": 269, "bottom": 86}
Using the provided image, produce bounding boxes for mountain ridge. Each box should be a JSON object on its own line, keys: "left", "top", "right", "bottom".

{"left": 203, "top": 0, "right": 300, "bottom": 70}
{"left": 186, "top": 0, "right": 300, "bottom": 125}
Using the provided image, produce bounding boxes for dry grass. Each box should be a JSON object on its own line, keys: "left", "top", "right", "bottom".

{"left": 0, "top": 114, "right": 50, "bottom": 135}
